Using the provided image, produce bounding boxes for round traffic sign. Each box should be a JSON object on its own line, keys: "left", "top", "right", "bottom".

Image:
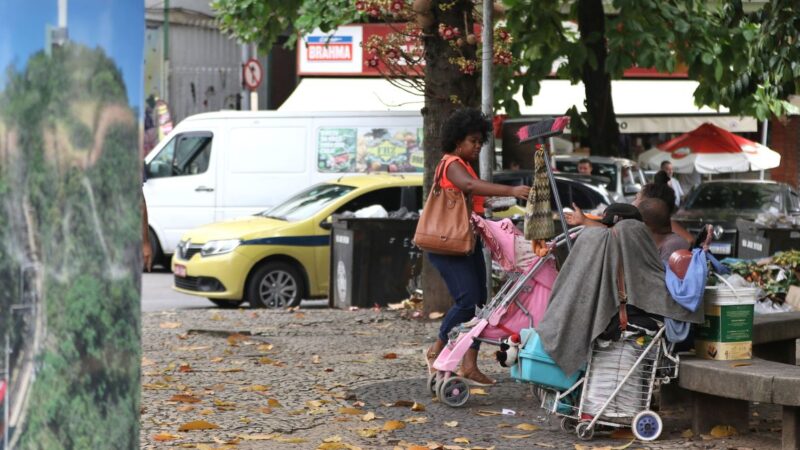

{"left": 242, "top": 57, "right": 263, "bottom": 90}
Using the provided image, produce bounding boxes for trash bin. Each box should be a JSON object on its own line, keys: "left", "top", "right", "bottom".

{"left": 736, "top": 219, "right": 800, "bottom": 259}
{"left": 329, "top": 217, "right": 421, "bottom": 309}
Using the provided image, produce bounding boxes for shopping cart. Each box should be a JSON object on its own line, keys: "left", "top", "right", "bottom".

{"left": 531, "top": 325, "right": 679, "bottom": 441}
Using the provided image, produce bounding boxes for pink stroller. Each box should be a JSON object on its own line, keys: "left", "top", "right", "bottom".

{"left": 427, "top": 214, "right": 580, "bottom": 407}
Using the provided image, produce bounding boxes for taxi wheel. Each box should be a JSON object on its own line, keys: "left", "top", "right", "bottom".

{"left": 247, "top": 262, "right": 304, "bottom": 309}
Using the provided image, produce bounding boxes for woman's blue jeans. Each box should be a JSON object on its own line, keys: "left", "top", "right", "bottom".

{"left": 427, "top": 240, "right": 487, "bottom": 349}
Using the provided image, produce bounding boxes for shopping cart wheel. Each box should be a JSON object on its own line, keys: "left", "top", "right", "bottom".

{"left": 560, "top": 417, "right": 577, "bottom": 433}
{"left": 438, "top": 376, "right": 470, "bottom": 407}
{"left": 575, "top": 421, "right": 594, "bottom": 440}
{"left": 632, "top": 410, "right": 662, "bottom": 441}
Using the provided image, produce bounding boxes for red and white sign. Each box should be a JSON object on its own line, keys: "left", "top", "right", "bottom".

{"left": 298, "top": 26, "right": 363, "bottom": 75}
{"left": 242, "top": 58, "right": 263, "bottom": 90}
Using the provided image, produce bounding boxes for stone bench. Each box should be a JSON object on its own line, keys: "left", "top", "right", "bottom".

{"left": 676, "top": 311, "right": 800, "bottom": 449}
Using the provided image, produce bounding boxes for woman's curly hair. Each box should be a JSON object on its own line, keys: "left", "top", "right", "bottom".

{"left": 441, "top": 108, "right": 492, "bottom": 153}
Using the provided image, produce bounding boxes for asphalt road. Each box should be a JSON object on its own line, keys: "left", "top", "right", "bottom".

{"left": 141, "top": 270, "right": 330, "bottom": 312}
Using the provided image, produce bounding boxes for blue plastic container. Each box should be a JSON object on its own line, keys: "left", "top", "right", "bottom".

{"left": 511, "top": 328, "right": 583, "bottom": 390}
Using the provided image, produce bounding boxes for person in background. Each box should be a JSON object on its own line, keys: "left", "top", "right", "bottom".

{"left": 577, "top": 158, "right": 593, "bottom": 175}
{"left": 638, "top": 198, "right": 690, "bottom": 263}
{"left": 142, "top": 192, "right": 152, "bottom": 272}
{"left": 660, "top": 161, "right": 684, "bottom": 206}
{"left": 424, "top": 108, "right": 531, "bottom": 386}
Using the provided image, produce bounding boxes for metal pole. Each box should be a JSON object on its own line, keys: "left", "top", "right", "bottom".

{"left": 240, "top": 43, "right": 250, "bottom": 111}
{"left": 163, "top": 0, "right": 170, "bottom": 102}
{"left": 541, "top": 138, "right": 572, "bottom": 252}
{"left": 760, "top": 119, "right": 768, "bottom": 181}
{"left": 4, "top": 334, "right": 8, "bottom": 449}
{"left": 480, "top": 0, "right": 494, "bottom": 294}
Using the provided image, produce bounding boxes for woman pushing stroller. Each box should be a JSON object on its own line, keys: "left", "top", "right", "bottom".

{"left": 424, "top": 108, "right": 531, "bottom": 386}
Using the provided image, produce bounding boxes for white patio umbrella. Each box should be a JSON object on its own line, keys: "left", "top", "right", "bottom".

{"left": 638, "top": 123, "right": 781, "bottom": 174}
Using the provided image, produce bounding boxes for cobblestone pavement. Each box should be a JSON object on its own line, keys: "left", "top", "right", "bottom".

{"left": 141, "top": 308, "right": 783, "bottom": 449}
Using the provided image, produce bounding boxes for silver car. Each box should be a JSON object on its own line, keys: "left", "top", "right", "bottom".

{"left": 553, "top": 155, "right": 647, "bottom": 203}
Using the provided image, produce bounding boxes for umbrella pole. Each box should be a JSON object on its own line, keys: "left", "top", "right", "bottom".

{"left": 540, "top": 138, "right": 572, "bottom": 252}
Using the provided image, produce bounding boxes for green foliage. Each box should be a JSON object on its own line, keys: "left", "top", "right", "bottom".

{"left": 500, "top": 0, "right": 800, "bottom": 124}
{"left": 212, "top": 0, "right": 361, "bottom": 49}
{"left": 0, "top": 43, "right": 141, "bottom": 449}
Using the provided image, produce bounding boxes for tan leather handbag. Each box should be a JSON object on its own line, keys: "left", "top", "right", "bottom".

{"left": 413, "top": 156, "right": 475, "bottom": 255}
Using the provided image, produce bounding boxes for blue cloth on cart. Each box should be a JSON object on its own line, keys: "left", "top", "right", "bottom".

{"left": 665, "top": 318, "right": 691, "bottom": 343}
{"left": 664, "top": 248, "right": 708, "bottom": 313}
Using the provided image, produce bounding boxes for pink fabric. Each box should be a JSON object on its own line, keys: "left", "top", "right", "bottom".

{"left": 480, "top": 258, "right": 558, "bottom": 339}
{"left": 472, "top": 214, "right": 523, "bottom": 271}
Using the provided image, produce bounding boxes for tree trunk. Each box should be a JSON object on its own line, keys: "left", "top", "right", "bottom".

{"left": 421, "top": 0, "right": 480, "bottom": 315}
{"left": 577, "top": 0, "right": 620, "bottom": 157}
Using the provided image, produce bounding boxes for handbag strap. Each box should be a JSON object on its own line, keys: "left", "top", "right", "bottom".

{"left": 612, "top": 227, "right": 628, "bottom": 331}
{"left": 433, "top": 155, "right": 474, "bottom": 213}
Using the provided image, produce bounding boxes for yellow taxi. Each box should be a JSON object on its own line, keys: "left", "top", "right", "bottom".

{"left": 172, "top": 174, "right": 423, "bottom": 308}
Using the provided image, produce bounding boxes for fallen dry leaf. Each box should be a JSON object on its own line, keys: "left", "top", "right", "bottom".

{"left": 218, "top": 368, "right": 244, "bottom": 373}
{"left": 453, "top": 437, "right": 469, "bottom": 444}
{"left": 389, "top": 400, "right": 415, "bottom": 407}
{"left": 257, "top": 343, "right": 274, "bottom": 352}
{"left": 403, "top": 416, "right": 429, "bottom": 424}
{"left": 383, "top": 353, "right": 398, "bottom": 359}
{"left": 534, "top": 443, "right": 556, "bottom": 448}
{"left": 362, "top": 412, "right": 376, "bottom": 421}
{"left": 176, "top": 405, "right": 195, "bottom": 412}
{"left": 210, "top": 357, "right": 224, "bottom": 363}
{"left": 428, "top": 312, "right": 444, "bottom": 320}
{"left": 338, "top": 407, "right": 364, "bottom": 415}
{"left": 323, "top": 436, "right": 342, "bottom": 443}
{"left": 240, "top": 385, "right": 269, "bottom": 392}
{"left": 177, "top": 420, "right": 219, "bottom": 431}
{"left": 383, "top": 420, "right": 407, "bottom": 431}
{"left": 275, "top": 436, "right": 308, "bottom": 443}
{"left": 317, "top": 444, "right": 353, "bottom": 450}
{"left": 470, "top": 388, "right": 488, "bottom": 396}
{"left": 169, "top": 394, "right": 201, "bottom": 404}
{"left": 199, "top": 408, "right": 215, "bottom": 415}
{"left": 515, "top": 423, "right": 539, "bottom": 431}
{"left": 312, "top": 355, "right": 322, "bottom": 364}
{"left": 153, "top": 433, "right": 181, "bottom": 441}
{"left": 710, "top": 425, "right": 737, "bottom": 438}
{"left": 159, "top": 322, "right": 182, "bottom": 329}
{"left": 610, "top": 429, "right": 634, "bottom": 439}
{"left": 681, "top": 429, "right": 694, "bottom": 439}
{"left": 475, "top": 410, "right": 502, "bottom": 417}
{"left": 227, "top": 333, "right": 249, "bottom": 346}
{"left": 502, "top": 433, "right": 534, "bottom": 439}
{"left": 209, "top": 312, "right": 224, "bottom": 321}
{"left": 444, "top": 421, "right": 459, "bottom": 428}
{"left": 267, "top": 399, "right": 283, "bottom": 408}
{"left": 294, "top": 312, "right": 306, "bottom": 319}
{"left": 411, "top": 402, "right": 426, "bottom": 412}
{"left": 142, "top": 357, "right": 156, "bottom": 367}
{"left": 356, "top": 428, "right": 379, "bottom": 438}
{"left": 731, "top": 362, "right": 752, "bottom": 368}
{"left": 178, "top": 363, "right": 192, "bottom": 373}
{"left": 238, "top": 433, "right": 279, "bottom": 441}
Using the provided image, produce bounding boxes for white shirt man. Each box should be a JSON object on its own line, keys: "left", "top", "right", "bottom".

{"left": 661, "top": 161, "right": 683, "bottom": 207}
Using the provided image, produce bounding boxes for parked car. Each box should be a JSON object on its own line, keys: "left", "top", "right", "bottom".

{"left": 172, "top": 174, "right": 422, "bottom": 308}
{"left": 553, "top": 155, "right": 646, "bottom": 203}
{"left": 673, "top": 180, "right": 800, "bottom": 257}
{"left": 493, "top": 170, "right": 614, "bottom": 213}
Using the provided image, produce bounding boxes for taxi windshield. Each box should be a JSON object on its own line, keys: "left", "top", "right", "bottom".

{"left": 259, "top": 183, "right": 356, "bottom": 222}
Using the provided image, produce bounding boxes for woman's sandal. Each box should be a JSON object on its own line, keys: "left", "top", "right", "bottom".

{"left": 457, "top": 369, "right": 496, "bottom": 387}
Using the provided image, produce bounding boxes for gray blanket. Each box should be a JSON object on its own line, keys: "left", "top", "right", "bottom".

{"left": 537, "top": 220, "right": 703, "bottom": 376}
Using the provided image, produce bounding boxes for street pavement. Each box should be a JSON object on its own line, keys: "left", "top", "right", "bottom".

{"left": 139, "top": 306, "right": 785, "bottom": 449}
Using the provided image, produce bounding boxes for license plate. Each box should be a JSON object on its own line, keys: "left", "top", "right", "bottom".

{"left": 174, "top": 264, "right": 187, "bottom": 277}
{"left": 709, "top": 242, "right": 732, "bottom": 255}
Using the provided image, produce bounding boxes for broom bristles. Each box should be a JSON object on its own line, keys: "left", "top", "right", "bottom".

{"left": 516, "top": 116, "right": 570, "bottom": 143}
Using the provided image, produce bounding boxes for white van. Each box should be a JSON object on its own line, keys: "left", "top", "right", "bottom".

{"left": 143, "top": 110, "right": 423, "bottom": 261}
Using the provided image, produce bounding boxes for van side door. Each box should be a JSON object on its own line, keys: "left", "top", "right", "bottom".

{"left": 144, "top": 131, "right": 217, "bottom": 255}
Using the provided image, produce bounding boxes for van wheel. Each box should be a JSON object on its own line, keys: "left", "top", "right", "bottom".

{"left": 247, "top": 262, "right": 304, "bottom": 309}
{"left": 208, "top": 299, "right": 244, "bottom": 309}
{"left": 147, "top": 228, "right": 165, "bottom": 269}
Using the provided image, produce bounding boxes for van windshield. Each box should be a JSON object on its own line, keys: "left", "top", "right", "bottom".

{"left": 259, "top": 183, "right": 357, "bottom": 222}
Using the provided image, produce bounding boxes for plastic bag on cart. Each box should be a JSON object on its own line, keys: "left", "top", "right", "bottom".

{"left": 582, "top": 333, "right": 657, "bottom": 420}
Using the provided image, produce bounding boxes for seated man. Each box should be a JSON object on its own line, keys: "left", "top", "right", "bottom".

{"left": 637, "top": 198, "right": 689, "bottom": 264}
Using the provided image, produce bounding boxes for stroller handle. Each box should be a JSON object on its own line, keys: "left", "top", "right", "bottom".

{"left": 548, "top": 226, "right": 583, "bottom": 250}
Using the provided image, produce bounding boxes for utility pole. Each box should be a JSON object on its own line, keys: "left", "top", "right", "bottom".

{"left": 240, "top": 43, "right": 250, "bottom": 111}
{"left": 480, "top": 0, "right": 494, "bottom": 294}
{"left": 163, "top": 0, "right": 170, "bottom": 102}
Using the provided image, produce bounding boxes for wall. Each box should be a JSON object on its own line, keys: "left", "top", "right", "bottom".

{"left": 769, "top": 116, "right": 800, "bottom": 188}
{"left": 0, "top": 1, "right": 143, "bottom": 448}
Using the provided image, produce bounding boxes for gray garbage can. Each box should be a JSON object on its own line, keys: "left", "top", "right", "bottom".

{"left": 329, "top": 218, "right": 421, "bottom": 309}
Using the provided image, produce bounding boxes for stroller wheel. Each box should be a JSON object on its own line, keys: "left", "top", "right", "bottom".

{"left": 426, "top": 372, "right": 438, "bottom": 395}
{"left": 575, "top": 421, "right": 594, "bottom": 441}
{"left": 632, "top": 410, "right": 662, "bottom": 441}
{"left": 438, "top": 376, "right": 470, "bottom": 407}
{"left": 560, "top": 417, "right": 577, "bottom": 433}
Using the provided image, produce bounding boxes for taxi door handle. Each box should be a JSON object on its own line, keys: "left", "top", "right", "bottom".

{"left": 195, "top": 186, "right": 214, "bottom": 192}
